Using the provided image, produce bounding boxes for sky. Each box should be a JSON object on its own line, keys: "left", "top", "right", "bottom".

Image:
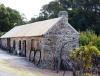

{"left": 0, "top": 0, "right": 54, "bottom": 20}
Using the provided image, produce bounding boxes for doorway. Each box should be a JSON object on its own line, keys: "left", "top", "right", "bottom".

{"left": 19, "top": 40, "right": 21, "bottom": 50}
{"left": 7, "top": 38, "right": 11, "bottom": 52}
{"left": 12, "top": 40, "right": 16, "bottom": 54}
{"left": 18, "top": 40, "right": 22, "bottom": 55}
{"left": 22, "top": 40, "right": 26, "bottom": 57}
{"left": 0, "top": 39, "right": 1, "bottom": 48}
{"left": 13, "top": 40, "right": 16, "bottom": 50}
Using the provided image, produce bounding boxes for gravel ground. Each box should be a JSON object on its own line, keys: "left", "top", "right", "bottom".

{"left": 0, "top": 49, "right": 73, "bottom": 76}
{"left": 0, "top": 70, "right": 16, "bottom": 76}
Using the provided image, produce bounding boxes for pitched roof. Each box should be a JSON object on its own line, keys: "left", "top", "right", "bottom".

{"left": 1, "top": 17, "right": 62, "bottom": 38}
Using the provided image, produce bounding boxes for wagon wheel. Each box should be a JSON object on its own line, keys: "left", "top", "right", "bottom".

{"left": 29, "top": 51, "right": 34, "bottom": 61}
{"left": 34, "top": 51, "right": 41, "bottom": 65}
{"left": 29, "top": 50, "right": 36, "bottom": 63}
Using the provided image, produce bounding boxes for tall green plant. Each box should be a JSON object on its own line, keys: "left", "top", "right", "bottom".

{"left": 70, "top": 45, "right": 100, "bottom": 75}
{"left": 79, "top": 31, "right": 99, "bottom": 46}
{"left": 79, "top": 32, "right": 89, "bottom": 46}
{"left": 70, "top": 45, "right": 100, "bottom": 74}
{"left": 95, "top": 37, "right": 100, "bottom": 50}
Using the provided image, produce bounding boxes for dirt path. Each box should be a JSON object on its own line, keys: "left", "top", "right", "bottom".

{"left": 0, "top": 49, "right": 73, "bottom": 76}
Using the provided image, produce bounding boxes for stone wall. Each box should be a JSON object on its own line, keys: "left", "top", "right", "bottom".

{"left": 0, "top": 38, "right": 8, "bottom": 49}
{"left": 40, "top": 17, "right": 79, "bottom": 69}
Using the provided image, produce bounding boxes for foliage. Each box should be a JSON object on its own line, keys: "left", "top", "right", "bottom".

{"left": 29, "top": 1, "right": 64, "bottom": 23}
{"left": 30, "top": 0, "right": 100, "bottom": 35}
{"left": 0, "top": 3, "right": 25, "bottom": 32}
{"left": 79, "top": 31, "right": 100, "bottom": 51}
{"left": 95, "top": 37, "right": 100, "bottom": 50}
{"left": 79, "top": 33, "right": 89, "bottom": 46}
{"left": 0, "top": 32, "right": 5, "bottom": 36}
{"left": 70, "top": 31, "right": 100, "bottom": 75}
{"left": 81, "top": 73, "right": 91, "bottom": 76}
{"left": 70, "top": 45, "right": 100, "bottom": 69}
{"left": 79, "top": 31, "right": 98, "bottom": 46}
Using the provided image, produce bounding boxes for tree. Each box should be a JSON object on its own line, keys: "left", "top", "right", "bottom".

{"left": 0, "top": 3, "right": 24, "bottom": 32}
{"left": 0, "top": 4, "right": 10, "bottom": 32}
{"left": 30, "top": 0, "right": 100, "bottom": 34}
{"left": 30, "top": 1, "right": 65, "bottom": 23}
{"left": 0, "top": 32, "right": 5, "bottom": 36}
{"left": 7, "top": 7, "right": 24, "bottom": 27}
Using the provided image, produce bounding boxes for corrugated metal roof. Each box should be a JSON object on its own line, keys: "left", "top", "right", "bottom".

{"left": 1, "top": 17, "right": 62, "bottom": 38}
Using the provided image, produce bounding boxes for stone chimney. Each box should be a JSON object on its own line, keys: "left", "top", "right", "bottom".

{"left": 58, "top": 11, "right": 68, "bottom": 22}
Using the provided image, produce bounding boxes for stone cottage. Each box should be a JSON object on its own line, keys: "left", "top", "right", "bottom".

{"left": 0, "top": 11, "right": 79, "bottom": 70}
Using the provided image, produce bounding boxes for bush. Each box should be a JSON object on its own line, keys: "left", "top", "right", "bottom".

{"left": 79, "top": 31, "right": 100, "bottom": 48}
{"left": 81, "top": 73, "right": 91, "bottom": 76}
{"left": 79, "top": 33, "right": 89, "bottom": 46}
{"left": 95, "top": 37, "right": 100, "bottom": 50}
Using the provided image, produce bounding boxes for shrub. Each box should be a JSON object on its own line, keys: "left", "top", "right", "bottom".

{"left": 81, "top": 73, "right": 91, "bottom": 76}
{"left": 95, "top": 37, "right": 100, "bottom": 50}
{"left": 79, "top": 33, "right": 89, "bottom": 46}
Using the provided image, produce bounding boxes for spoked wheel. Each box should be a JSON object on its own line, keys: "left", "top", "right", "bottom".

{"left": 29, "top": 50, "right": 36, "bottom": 63}
{"left": 34, "top": 51, "right": 41, "bottom": 65}
{"left": 29, "top": 51, "right": 34, "bottom": 61}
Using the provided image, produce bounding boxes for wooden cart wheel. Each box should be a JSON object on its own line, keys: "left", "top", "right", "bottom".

{"left": 29, "top": 50, "right": 36, "bottom": 63}
{"left": 29, "top": 51, "right": 34, "bottom": 61}
{"left": 34, "top": 51, "right": 41, "bottom": 65}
